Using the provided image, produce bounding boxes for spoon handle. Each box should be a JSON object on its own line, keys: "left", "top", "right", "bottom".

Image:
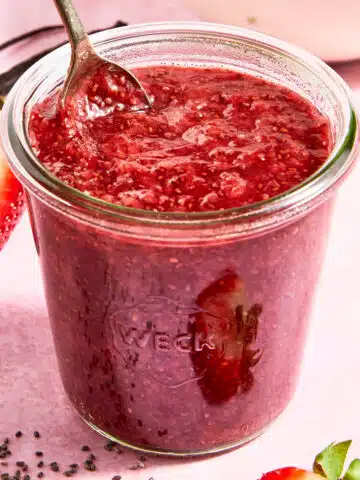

{"left": 53, "top": 0, "right": 89, "bottom": 51}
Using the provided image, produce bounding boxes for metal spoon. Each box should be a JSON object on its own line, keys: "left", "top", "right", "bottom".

{"left": 53, "top": 0, "right": 152, "bottom": 110}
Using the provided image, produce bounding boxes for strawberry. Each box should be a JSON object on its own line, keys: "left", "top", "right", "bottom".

{"left": 260, "top": 468, "right": 321, "bottom": 480}
{"left": 260, "top": 441, "right": 360, "bottom": 480}
{"left": 0, "top": 97, "right": 25, "bottom": 250}
{"left": 191, "top": 272, "right": 262, "bottom": 404}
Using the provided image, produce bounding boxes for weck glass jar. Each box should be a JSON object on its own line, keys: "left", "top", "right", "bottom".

{"left": 1, "top": 22, "right": 358, "bottom": 456}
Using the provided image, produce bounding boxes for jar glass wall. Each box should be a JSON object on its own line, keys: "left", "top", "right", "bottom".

{"left": 1, "top": 23, "right": 358, "bottom": 456}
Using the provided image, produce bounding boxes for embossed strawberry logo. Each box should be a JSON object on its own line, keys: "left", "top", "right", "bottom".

{"left": 192, "top": 272, "right": 262, "bottom": 404}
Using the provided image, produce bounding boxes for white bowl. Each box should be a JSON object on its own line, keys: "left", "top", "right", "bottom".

{"left": 182, "top": 0, "right": 360, "bottom": 62}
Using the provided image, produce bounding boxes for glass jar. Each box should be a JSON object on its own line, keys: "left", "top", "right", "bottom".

{"left": 1, "top": 22, "right": 358, "bottom": 456}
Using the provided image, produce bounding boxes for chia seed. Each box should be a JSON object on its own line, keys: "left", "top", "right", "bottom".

{"left": 15, "top": 432, "right": 22, "bottom": 438}
{"left": 81, "top": 446, "right": 90, "bottom": 452}
{"left": 84, "top": 463, "right": 96, "bottom": 472}
{"left": 104, "top": 441, "right": 116, "bottom": 452}
{"left": 112, "top": 476, "right": 122, "bottom": 480}
{"left": 34, "top": 432, "right": 41, "bottom": 439}
{"left": 35, "top": 452, "right": 43, "bottom": 457}
{"left": 69, "top": 464, "right": 78, "bottom": 469}
{"left": 37, "top": 473, "right": 44, "bottom": 478}
{"left": 37, "top": 461, "right": 44, "bottom": 468}
{"left": 129, "top": 461, "right": 145, "bottom": 471}
{"left": 50, "top": 462, "right": 60, "bottom": 472}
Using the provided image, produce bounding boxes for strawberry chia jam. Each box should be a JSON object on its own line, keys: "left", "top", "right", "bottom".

{"left": 25, "top": 65, "right": 335, "bottom": 452}
{"left": 3, "top": 24, "right": 356, "bottom": 456}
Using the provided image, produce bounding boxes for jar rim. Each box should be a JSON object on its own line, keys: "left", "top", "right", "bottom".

{"left": 1, "top": 21, "right": 358, "bottom": 232}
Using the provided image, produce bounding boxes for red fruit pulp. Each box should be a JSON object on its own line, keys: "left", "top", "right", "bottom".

{"left": 26, "top": 65, "right": 333, "bottom": 454}
{"left": 29, "top": 66, "right": 331, "bottom": 212}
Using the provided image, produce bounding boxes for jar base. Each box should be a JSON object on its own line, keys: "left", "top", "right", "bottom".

{"left": 81, "top": 416, "right": 273, "bottom": 457}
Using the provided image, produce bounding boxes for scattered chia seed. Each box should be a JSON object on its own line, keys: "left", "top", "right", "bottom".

{"left": 104, "top": 441, "right": 116, "bottom": 452}
{"left": 129, "top": 461, "right": 145, "bottom": 471}
{"left": 50, "top": 462, "right": 60, "bottom": 472}
{"left": 0, "top": 430, "right": 156, "bottom": 480}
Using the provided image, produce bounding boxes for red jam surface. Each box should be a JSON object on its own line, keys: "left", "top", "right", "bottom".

{"left": 29, "top": 66, "right": 331, "bottom": 212}
{"left": 27, "top": 66, "right": 333, "bottom": 454}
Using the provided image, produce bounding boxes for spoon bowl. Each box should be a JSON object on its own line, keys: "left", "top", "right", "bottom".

{"left": 53, "top": 0, "right": 152, "bottom": 111}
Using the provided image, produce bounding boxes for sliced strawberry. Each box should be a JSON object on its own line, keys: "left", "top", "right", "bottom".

{"left": 191, "top": 272, "right": 262, "bottom": 404}
{"left": 260, "top": 441, "right": 360, "bottom": 480}
{"left": 0, "top": 139, "right": 24, "bottom": 251}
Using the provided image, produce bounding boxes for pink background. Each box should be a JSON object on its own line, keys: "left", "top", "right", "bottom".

{"left": 1, "top": 1, "right": 360, "bottom": 479}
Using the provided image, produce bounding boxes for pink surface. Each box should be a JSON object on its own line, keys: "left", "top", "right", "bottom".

{"left": 1, "top": 2, "right": 360, "bottom": 477}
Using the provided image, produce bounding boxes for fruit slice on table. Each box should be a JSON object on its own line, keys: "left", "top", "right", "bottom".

{"left": 192, "top": 272, "right": 262, "bottom": 404}
{"left": 260, "top": 440, "right": 360, "bottom": 480}
{"left": 0, "top": 102, "right": 25, "bottom": 250}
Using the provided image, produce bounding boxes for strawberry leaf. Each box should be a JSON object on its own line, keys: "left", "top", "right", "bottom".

{"left": 344, "top": 459, "right": 360, "bottom": 480}
{"left": 313, "top": 441, "right": 352, "bottom": 480}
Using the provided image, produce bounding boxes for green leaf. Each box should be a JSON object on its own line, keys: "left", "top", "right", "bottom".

{"left": 344, "top": 459, "right": 360, "bottom": 480}
{"left": 313, "top": 441, "right": 352, "bottom": 480}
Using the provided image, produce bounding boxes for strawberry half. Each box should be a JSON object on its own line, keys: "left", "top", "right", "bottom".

{"left": 191, "top": 272, "right": 262, "bottom": 404}
{"left": 260, "top": 468, "right": 322, "bottom": 480}
{"left": 260, "top": 441, "right": 360, "bottom": 480}
{"left": 0, "top": 101, "right": 25, "bottom": 251}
